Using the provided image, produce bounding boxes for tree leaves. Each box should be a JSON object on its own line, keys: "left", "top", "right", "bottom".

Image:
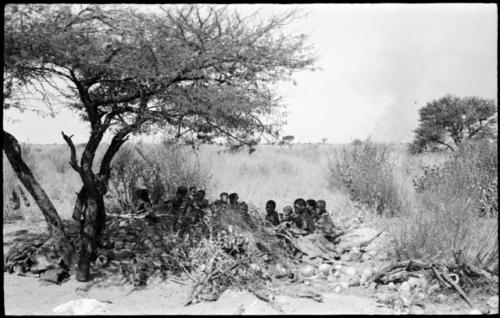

{"left": 410, "top": 95, "right": 497, "bottom": 154}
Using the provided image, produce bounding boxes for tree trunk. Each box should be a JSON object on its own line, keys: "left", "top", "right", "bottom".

{"left": 2, "top": 130, "right": 75, "bottom": 267}
{"left": 69, "top": 119, "right": 136, "bottom": 282}
{"left": 75, "top": 170, "right": 107, "bottom": 282}
{"left": 73, "top": 131, "right": 110, "bottom": 281}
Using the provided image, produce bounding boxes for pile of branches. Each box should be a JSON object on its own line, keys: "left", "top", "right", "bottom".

{"left": 370, "top": 258, "right": 498, "bottom": 309}
{"left": 90, "top": 202, "right": 290, "bottom": 304}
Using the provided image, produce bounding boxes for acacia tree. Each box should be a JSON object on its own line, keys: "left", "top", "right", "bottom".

{"left": 4, "top": 4, "right": 316, "bottom": 281}
{"left": 409, "top": 95, "right": 497, "bottom": 154}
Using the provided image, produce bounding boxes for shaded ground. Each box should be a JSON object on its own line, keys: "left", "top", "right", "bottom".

{"left": 2, "top": 221, "right": 481, "bottom": 315}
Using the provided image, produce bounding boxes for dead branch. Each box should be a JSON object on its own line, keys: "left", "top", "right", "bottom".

{"left": 107, "top": 213, "right": 148, "bottom": 219}
{"left": 431, "top": 265, "right": 452, "bottom": 288}
{"left": 61, "top": 131, "right": 82, "bottom": 173}
{"left": 185, "top": 257, "right": 216, "bottom": 306}
{"left": 440, "top": 269, "right": 475, "bottom": 308}
{"left": 247, "top": 284, "right": 272, "bottom": 302}
{"left": 210, "top": 262, "right": 243, "bottom": 280}
{"left": 180, "top": 265, "right": 197, "bottom": 283}
{"left": 465, "top": 264, "right": 499, "bottom": 284}
{"left": 359, "top": 231, "right": 383, "bottom": 248}
{"left": 168, "top": 277, "right": 189, "bottom": 285}
{"left": 405, "top": 259, "right": 433, "bottom": 271}
{"left": 379, "top": 270, "right": 418, "bottom": 284}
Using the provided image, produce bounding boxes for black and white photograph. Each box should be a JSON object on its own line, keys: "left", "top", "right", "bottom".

{"left": 3, "top": 3, "right": 498, "bottom": 315}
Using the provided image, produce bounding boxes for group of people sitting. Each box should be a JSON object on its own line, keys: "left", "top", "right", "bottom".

{"left": 134, "top": 185, "right": 251, "bottom": 234}
{"left": 264, "top": 198, "right": 340, "bottom": 237}
{"left": 134, "top": 185, "right": 340, "bottom": 238}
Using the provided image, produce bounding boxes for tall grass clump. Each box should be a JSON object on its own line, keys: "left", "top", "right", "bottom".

{"left": 390, "top": 140, "right": 498, "bottom": 272}
{"left": 327, "top": 139, "right": 406, "bottom": 217}
{"left": 108, "top": 140, "right": 212, "bottom": 212}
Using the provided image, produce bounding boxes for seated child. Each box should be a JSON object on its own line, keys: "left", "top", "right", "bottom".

{"left": 265, "top": 200, "right": 280, "bottom": 226}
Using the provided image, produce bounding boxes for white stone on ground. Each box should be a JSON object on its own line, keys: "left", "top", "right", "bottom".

{"left": 52, "top": 298, "right": 110, "bottom": 315}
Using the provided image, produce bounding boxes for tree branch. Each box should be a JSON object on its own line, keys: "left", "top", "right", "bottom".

{"left": 3, "top": 130, "right": 73, "bottom": 256}
{"left": 61, "top": 131, "right": 82, "bottom": 173}
{"left": 98, "top": 96, "right": 150, "bottom": 180}
{"left": 432, "top": 139, "right": 455, "bottom": 152}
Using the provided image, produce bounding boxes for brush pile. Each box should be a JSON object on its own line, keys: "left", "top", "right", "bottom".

{"left": 86, "top": 202, "right": 297, "bottom": 304}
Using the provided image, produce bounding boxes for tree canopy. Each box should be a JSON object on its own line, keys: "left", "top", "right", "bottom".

{"left": 4, "top": 4, "right": 316, "bottom": 150}
{"left": 409, "top": 95, "right": 497, "bottom": 154}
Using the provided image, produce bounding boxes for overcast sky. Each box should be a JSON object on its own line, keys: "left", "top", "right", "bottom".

{"left": 3, "top": 3, "right": 497, "bottom": 144}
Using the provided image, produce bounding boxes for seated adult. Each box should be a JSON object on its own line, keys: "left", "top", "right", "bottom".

{"left": 306, "top": 199, "right": 319, "bottom": 220}
{"left": 194, "top": 189, "right": 209, "bottom": 209}
{"left": 170, "top": 186, "right": 188, "bottom": 209}
{"left": 294, "top": 198, "right": 315, "bottom": 234}
{"left": 229, "top": 192, "right": 240, "bottom": 206}
{"left": 228, "top": 193, "right": 253, "bottom": 227}
{"left": 178, "top": 196, "right": 206, "bottom": 237}
{"left": 264, "top": 200, "right": 280, "bottom": 226}
{"left": 213, "top": 192, "right": 229, "bottom": 206}
{"left": 164, "top": 186, "right": 188, "bottom": 231}
{"left": 135, "top": 188, "right": 151, "bottom": 213}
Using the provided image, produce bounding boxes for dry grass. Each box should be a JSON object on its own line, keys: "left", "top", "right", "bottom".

{"left": 3, "top": 141, "right": 498, "bottom": 272}
{"left": 328, "top": 140, "right": 498, "bottom": 270}
{"left": 201, "top": 144, "right": 343, "bottom": 213}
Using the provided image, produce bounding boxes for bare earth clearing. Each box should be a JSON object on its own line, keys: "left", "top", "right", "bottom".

{"left": 3, "top": 221, "right": 473, "bottom": 315}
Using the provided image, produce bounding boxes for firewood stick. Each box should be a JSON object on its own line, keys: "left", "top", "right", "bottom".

{"left": 441, "top": 271, "right": 475, "bottom": 308}
{"left": 431, "top": 265, "right": 451, "bottom": 288}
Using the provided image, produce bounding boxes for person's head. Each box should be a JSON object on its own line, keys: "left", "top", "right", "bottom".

{"left": 136, "top": 189, "right": 150, "bottom": 203}
{"left": 317, "top": 200, "right": 326, "bottom": 210}
{"left": 220, "top": 192, "right": 229, "bottom": 203}
{"left": 282, "top": 205, "right": 293, "bottom": 216}
{"left": 189, "top": 186, "right": 197, "bottom": 196}
{"left": 195, "top": 189, "right": 206, "bottom": 201}
{"left": 293, "top": 198, "right": 306, "bottom": 214}
{"left": 229, "top": 193, "right": 239, "bottom": 205}
{"left": 176, "top": 186, "right": 188, "bottom": 199}
{"left": 265, "top": 200, "right": 276, "bottom": 214}
{"left": 306, "top": 199, "right": 317, "bottom": 212}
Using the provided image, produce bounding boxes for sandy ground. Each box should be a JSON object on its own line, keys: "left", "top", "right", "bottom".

{"left": 4, "top": 273, "right": 395, "bottom": 315}
{"left": 2, "top": 221, "right": 483, "bottom": 315}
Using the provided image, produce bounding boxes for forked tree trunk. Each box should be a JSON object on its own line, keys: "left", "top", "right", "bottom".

{"left": 74, "top": 165, "right": 107, "bottom": 282}
{"left": 2, "top": 130, "right": 75, "bottom": 267}
{"left": 67, "top": 122, "right": 135, "bottom": 282}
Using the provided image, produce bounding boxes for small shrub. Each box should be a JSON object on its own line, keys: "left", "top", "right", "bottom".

{"left": 327, "top": 139, "right": 404, "bottom": 216}
{"left": 412, "top": 140, "right": 498, "bottom": 217}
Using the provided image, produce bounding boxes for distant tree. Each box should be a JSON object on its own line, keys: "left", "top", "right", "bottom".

{"left": 409, "top": 95, "right": 497, "bottom": 154}
{"left": 321, "top": 137, "right": 328, "bottom": 144}
{"left": 351, "top": 138, "right": 363, "bottom": 146}
{"left": 4, "top": 4, "right": 316, "bottom": 281}
{"left": 278, "top": 135, "right": 294, "bottom": 147}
